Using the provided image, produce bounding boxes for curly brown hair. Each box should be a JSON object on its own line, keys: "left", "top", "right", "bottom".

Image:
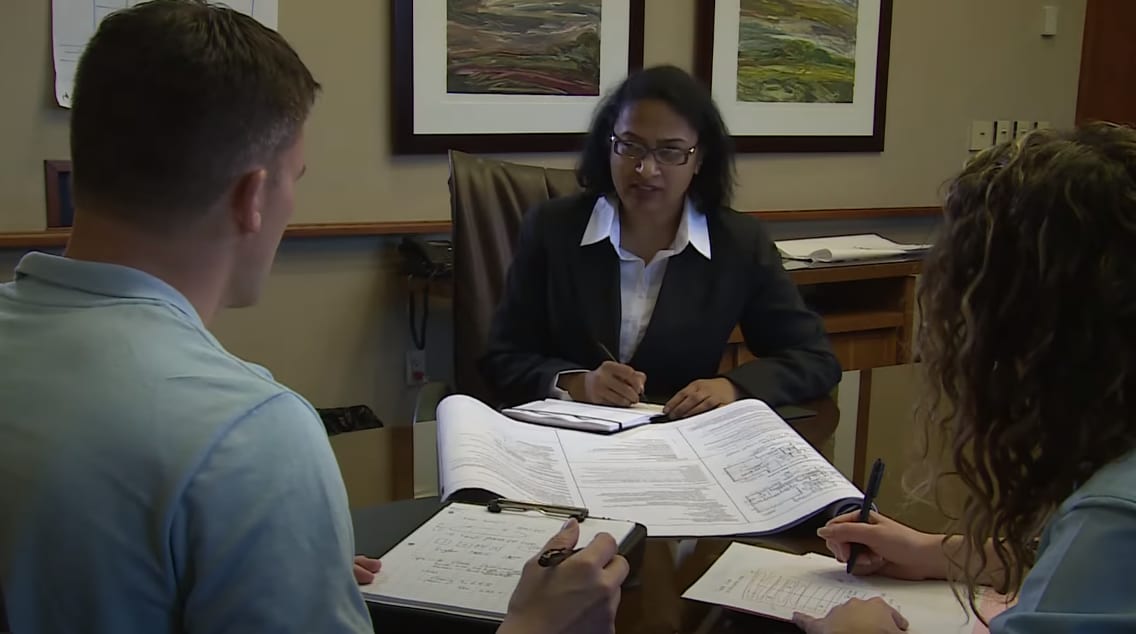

{"left": 917, "top": 122, "right": 1136, "bottom": 612}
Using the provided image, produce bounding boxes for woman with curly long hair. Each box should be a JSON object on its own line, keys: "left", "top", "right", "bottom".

{"left": 796, "top": 122, "right": 1136, "bottom": 633}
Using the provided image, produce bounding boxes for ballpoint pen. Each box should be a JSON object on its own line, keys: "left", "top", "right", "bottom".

{"left": 847, "top": 458, "right": 885, "bottom": 573}
{"left": 596, "top": 340, "right": 618, "bottom": 363}
{"left": 537, "top": 547, "right": 581, "bottom": 567}
{"left": 596, "top": 340, "right": 647, "bottom": 399}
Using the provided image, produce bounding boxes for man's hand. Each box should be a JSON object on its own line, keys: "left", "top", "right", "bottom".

{"left": 663, "top": 378, "right": 738, "bottom": 419}
{"left": 498, "top": 519, "right": 630, "bottom": 634}
{"left": 560, "top": 361, "right": 646, "bottom": 407}
{"left": 793, "top": 597, "right": 909, "bottom": 633}
{"left": 353, "top": 555, "right": 381, "bottom": 585}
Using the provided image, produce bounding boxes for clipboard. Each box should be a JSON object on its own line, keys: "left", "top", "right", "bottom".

{"left": 360, "top": 498, "right": 647, "bottom": 632}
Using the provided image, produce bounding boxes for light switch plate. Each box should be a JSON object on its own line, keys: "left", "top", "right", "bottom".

{"left": 1014, "top": 120, "right": 1035, "bottom": 140}
{"left": 995, "top": 120, "right": 1014, "bottom": 145}
{"left": 969, "top": 120, "right": 994, "bottom": 151}
{"left": 1042, "top": 5, "right": 1059, "bottom": 36}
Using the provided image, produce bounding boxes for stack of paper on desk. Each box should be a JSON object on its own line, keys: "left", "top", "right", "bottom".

{"left": 437, "top": 395, "right": 864, "bottom": 537}
{"left": 683, "top": 543, "right": 1010, "bottom": 633}
{"left": 776, "top": 234, "right": 932, "bottom": 263}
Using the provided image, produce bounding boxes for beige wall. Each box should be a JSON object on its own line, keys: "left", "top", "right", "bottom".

{"left": 1, "top": 0, "right": 1086, "bottom": 432}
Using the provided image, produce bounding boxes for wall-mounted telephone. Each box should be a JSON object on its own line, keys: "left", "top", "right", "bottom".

{"left": 399, "top": 237, "right": 453, "bottom": 279}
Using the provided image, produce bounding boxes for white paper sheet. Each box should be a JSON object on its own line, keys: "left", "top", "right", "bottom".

{"left": 51, "top": 0, "right": 279, "bottom": 107}
{"left": 361, "top": 502, "right": 637, "bottom": 620}
{"left": 437, "top": 396, "right": 863, "bottom": 537}
{"left": 684, "top": 543, "right": 1009, "bottom": 633}
{"left": 776, "top": 234, "right": 932, "bottom": 263}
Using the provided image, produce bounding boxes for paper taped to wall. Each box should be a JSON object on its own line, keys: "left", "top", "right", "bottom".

{"left": 51, "top": 0, "right": 279, "bottom": 108}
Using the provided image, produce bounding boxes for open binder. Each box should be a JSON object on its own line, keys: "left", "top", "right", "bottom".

{"left": 360, "top": 499, "right": 646, "bottom": 629}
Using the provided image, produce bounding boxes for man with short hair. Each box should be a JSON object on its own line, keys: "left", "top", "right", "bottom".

{"left": 0, "top": 2, "right": 627, "bottom": 632}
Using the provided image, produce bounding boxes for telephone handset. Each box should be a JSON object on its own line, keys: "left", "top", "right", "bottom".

{"left": 399, "top": 237, "right": 453, "bottom": 279}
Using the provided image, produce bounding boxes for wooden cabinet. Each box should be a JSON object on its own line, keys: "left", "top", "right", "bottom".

{"left": 1076, "top": 0, "right": 1136, "bottom": 126}
{"left": 720, "top": 260, "right": 919, "bottom": 374}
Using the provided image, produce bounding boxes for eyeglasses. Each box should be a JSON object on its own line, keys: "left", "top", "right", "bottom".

{"left": 610, "top": 135, "right": 697, "bottom": 166}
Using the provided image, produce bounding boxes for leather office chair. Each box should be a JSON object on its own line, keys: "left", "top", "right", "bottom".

{"left": 448, "top": 150, "right": 581, "bottom": 404}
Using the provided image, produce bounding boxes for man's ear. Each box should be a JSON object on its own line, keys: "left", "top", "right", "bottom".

{"left": 230, "top": 169, "right": 268, "bottom": 235}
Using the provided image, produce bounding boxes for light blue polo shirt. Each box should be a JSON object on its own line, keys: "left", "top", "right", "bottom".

{"left": 0, "top": 253, "right": 372, "bottom": 633}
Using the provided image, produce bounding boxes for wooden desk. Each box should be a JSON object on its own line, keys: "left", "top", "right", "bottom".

{"left": 368, "top": 402, "right": 839, "bottom": 633}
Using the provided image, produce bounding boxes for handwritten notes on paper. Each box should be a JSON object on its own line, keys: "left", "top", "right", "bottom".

{"left": 437, "top": 396, "right": 864, "bottom": 537}
{"left": 51, "top": 0, "right": 279, "bottom": 107}
{"left": 361, "top": 503, "right": 636, "bottom": 620}
{"left": 684, "top": 543, "right": 998, "bottom": 633}
{"left": 684, "top": 544, "right": 900, "bottom": 621}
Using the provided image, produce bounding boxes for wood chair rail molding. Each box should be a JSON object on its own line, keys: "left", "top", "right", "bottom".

{"left": 0, "top": 206, "right": 938, "bottom": 250}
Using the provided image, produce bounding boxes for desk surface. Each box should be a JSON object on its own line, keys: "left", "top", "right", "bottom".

{"left": 366, "top": 400, "right": 840, "bottom": 633}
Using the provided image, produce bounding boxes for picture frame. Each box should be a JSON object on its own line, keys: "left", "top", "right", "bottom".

{"left": 44, "top": 160, "right": 75, "bottom": 229}
{"left": 694, "top": 0, "right": 893, "bottom": 153}
{"left": 390, "top": 0, "right": 645, "bottom": 155}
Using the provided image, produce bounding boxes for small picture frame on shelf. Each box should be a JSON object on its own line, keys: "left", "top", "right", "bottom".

{"left": 44, "top": 160, "right": 75, "bottom": 229}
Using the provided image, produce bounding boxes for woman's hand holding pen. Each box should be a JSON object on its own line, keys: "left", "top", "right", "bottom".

{"left": 561, "top": 361, "right": 646, "bottom": 407}
{"left": 817, "top": 511, "right": 945, "bottom": 581}
{"left": 499, "top": 519, "right": 629, "bottom": 634}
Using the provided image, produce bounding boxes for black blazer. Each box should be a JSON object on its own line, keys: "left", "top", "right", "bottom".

{"left": 480, "top": 193, "right": 842, "bottom": 407}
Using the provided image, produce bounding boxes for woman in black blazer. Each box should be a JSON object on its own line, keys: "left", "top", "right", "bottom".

{"left": 481, "top": 65, "right": 841, "bottom": 418}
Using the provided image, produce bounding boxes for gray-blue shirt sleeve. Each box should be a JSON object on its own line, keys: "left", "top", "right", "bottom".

{"left": 171, "top": 392, "right": 373, "bottom": 633}
{"left": 991, "top": 496, "right": 1136, "bottom": 633}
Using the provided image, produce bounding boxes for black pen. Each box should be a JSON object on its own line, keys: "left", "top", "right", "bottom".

{"left": 596, "top": 340, "right": 618, "bottom": 363}
{"left": 538, "top": 547, "right": 581, "bottom": 568}
{"left": 595, "top": 340, "right": 645, "bottom": 398}
{"left": 846, "top": 458, "right": 885, "bottom": 574}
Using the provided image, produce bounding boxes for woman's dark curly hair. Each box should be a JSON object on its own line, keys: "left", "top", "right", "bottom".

{"left": 575, "top": 65, "right": 735, "bottom": 213}
{"left": 917, "top": 122, "right": 1136, "bottom": 616}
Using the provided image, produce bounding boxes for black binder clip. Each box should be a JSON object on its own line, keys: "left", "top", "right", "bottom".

{"left": 486, "top": 498, "right": 589, "bottom": 522}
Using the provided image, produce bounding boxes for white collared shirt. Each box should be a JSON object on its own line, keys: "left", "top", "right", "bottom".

{"left": 552, "top": 196, "right": 711, "bottom": 397}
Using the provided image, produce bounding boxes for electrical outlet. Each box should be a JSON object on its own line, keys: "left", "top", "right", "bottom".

{"left": 406, "top": 349, "right": 427, "bottom": 386}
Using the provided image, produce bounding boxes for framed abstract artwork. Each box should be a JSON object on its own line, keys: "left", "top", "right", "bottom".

{"left": 694, "top": 0, "right": 893, "bottom": 153}
{"left": 390, "top": 0, "right": 645, "bottom": 155}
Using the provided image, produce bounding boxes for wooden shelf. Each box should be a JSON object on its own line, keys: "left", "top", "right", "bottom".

{"left": 789, "top": 259, "right": 922, "bottom": 285}
{"left": 822, "top": 310, "right": 906, "bottom": 334}
{"left": 0, "top": 230, "right": 70, "bottom": 249}
{"left": 0, "top": 206, "right": 938, "bottom": 250}
{"left": 754, "top": 206, "right": 938, "bottom": 222}
{"left": 0, "top": 221, "right": 453, "bottom": 250}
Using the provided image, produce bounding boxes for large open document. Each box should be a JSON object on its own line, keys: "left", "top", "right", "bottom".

{"left": 437, "top": 396, "right": 863, "bottom": 537}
